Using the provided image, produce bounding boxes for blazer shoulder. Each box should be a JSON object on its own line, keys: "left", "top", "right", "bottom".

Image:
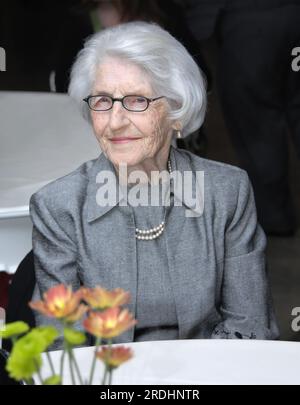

{"left": 177, "top": 149, "right": 251, "bottom": 222}
{"left": 29, "top": 158, "right": 97, "bottom": 209}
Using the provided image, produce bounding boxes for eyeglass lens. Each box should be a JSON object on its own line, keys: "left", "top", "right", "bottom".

{"left": 89, "top": 95, "right": 149, "bottom": 111}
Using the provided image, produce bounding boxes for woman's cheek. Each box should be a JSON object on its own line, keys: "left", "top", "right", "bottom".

{"left": 92, "top": 117, "right": 106, "bottom": 140}
{"left": 92, "top": 122, "right": 108, "bottom": 152}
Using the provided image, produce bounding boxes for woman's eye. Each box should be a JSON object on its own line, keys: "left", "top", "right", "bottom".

{"left": 99, "top": 97, "right": 110, "bottom": 103}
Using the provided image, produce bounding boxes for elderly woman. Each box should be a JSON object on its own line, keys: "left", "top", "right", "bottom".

{"left": 30, "top": 22, "right": 279, "bottom": 345}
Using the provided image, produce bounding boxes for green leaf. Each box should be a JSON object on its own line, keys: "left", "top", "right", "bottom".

{"left": 64, "top": 328, "right": 86, "bottom": 346}
{"left": 15, "top": 327, "right": 58, "bottom": 355}
{"left": 43, "top": 375, "right": 62, "bottom": 385}
{"left": 6, "top": 351, "right": 42, "bottom": 381}
{"left": 0, "top": 321, "right": 29, "bottom": 339}
{"left": 5, "top": 326, "right": 59, "bottom": 382}
{"left": 33, "top": 326, "right": 59, "bottom": 350}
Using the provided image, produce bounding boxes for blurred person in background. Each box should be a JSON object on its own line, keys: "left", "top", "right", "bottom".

{"left": 185, "top": 0, "right": 300, "bottom": 236}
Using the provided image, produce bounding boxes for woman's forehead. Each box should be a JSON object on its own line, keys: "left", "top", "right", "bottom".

{"left": 94, "top": 57, "right": 153, "bottom": 94}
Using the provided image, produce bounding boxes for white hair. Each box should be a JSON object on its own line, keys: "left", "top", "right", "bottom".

{"left": 68, "top": 21, "right": 207, "bottom": 137}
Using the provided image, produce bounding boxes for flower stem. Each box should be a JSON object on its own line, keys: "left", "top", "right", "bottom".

{"left": 46, "top": 351, "right": 55, "bottom": 376}
{"left": 67, "top": 345, "right": 76, "bottom": 385}
{"left": 102, "top": 366, "right": 108, "bottom": 385}
{"left": 108, "top": 340, "right": 113, "bottom": 386}
{"left": 108, "top": 370, "right": 113, "bottom": 386}
{"left": 70, "top": 349, "right": 84, "bottom": 385}
{"left": 34, "top": 358, "right": 44, "bottom": 385}
{"left": 60, "top": 346, "right": 66, "bottom": 383}
{"left": 88, "top": 337, "right": 101, "bottom": 385}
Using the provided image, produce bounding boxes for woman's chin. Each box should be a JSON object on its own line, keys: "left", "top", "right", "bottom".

{"left": 106, "top": 150, "right": 146, "bottom": 169}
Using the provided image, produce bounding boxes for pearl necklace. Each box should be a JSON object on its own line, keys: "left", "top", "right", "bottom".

{"left": 135, "top": 159, "right": 172, "bottom": 241}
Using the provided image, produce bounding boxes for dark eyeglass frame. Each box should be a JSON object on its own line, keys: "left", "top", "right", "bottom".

{"left": 83, "top": 95, "right": 165, "bottom": 112}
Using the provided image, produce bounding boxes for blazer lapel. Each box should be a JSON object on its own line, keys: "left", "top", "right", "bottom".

{"left": 166, "top": 147, "right": 205, "bottom": 339}
{"left": 85, "top": 152, "right": 137, "bottom": 343}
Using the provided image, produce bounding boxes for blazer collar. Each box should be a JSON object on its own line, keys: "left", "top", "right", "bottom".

{"left": 86, "top": 146, "right": 202, "bottom": 223}
{"left": 86, "top": 151, "right": 122, "bottom": 223}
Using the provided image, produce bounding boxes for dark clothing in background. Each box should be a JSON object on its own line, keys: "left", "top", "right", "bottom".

{"left": 217, "top": 5, "right": 300, "bottom": 233}
{"left": 2, "top": 251, "right": 36, "bottom": 353}
{"left": 185, "top": 0, "right": 300, "bottom": 234}
{"left": 53, "top": 11, "right": 92, "bottom": 93}
{"left": 54, "top": 0, "right": 211, "bottom": 92}
{"left": 185, "top": 0, "right": 300, "bottom": 40}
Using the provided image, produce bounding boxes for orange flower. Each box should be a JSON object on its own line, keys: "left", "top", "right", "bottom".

{"left": 83, "top": 307, "right": 137, "bottom": 339}
{"left": 80, "top": 287, "right": 130, "bottom": 310}
{"left": 64, "top": 304, "right": 88, "bottom": 323}
{"left": 29, "top": 285, "right": 87, "bottom": 322}
{"left": 96, "top": 346, "right": 133, "bottom": 369}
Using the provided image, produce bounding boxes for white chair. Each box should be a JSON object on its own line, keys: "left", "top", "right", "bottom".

{"left": 0, "top": 91, "right": 98, "bottom": 274}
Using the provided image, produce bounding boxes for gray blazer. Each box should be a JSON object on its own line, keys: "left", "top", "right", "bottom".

{"left": 30, "top": 146, "right": 279, "bottom": 344}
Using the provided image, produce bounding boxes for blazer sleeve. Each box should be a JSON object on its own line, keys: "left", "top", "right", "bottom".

{"left": 211, "top": 170, "right": 280, "bottom": 340}
{"left": 29, "top": 192, "right": 82, "bottom": 348}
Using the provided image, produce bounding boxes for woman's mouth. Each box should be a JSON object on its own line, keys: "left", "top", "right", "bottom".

{"left": 109, "top": 137, "right": 142, "bottom": 144}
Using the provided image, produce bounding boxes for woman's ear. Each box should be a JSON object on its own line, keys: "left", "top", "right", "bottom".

{"left": 171, "top": 121, "right": 182, "bottom": 131}
{"left": 171, "top": 121, "right": 183, "bottom": 139}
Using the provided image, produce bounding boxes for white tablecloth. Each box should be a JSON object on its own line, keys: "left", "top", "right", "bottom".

{"left": 39, "top": 339, "right": 300, "bottom": 385}
{"left": 0, "top": 91, "right": 98, "bottom": 273}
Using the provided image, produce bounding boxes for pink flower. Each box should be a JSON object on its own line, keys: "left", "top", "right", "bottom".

{"left": 29, "top": 285, "right": 87, "bottom": 323}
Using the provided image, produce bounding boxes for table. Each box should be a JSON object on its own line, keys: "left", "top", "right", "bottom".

{"left": 39, "top": 339, "right": 300, "bottom": 385}
{"left": 0, "top": 91, "right": 98, "bottom": 274}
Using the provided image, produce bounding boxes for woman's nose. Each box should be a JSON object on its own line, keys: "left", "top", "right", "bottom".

{"left": 108, "top": 101, "right": 130, "bottom": 130}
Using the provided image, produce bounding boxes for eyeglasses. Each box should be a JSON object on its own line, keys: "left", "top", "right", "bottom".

{"left": 83, "top": 95, "right": 165, "bottom": 112}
